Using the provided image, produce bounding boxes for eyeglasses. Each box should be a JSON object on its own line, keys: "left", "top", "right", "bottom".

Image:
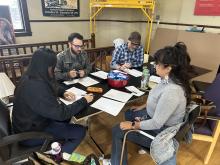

{"left": 129, "top": 41, "right": 140, "bottom": 48}
{"left": 71, "top": 43, "right": 84, "bottom": 49}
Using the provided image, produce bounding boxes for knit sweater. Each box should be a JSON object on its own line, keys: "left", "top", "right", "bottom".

{"left": 140, "top": 80, "right": 186, "bottom": 130}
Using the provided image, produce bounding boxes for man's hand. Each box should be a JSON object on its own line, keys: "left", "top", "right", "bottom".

{"left": 78, "top": 70, "right": 85, "bottom": 77}
{"left": 63, "top": 91, "right": 75, "bottom": 101}
{"left": 123, "top": 63, "right": 132, "bottom": 69}
{"left": 68, "top": 70, "right": 77, "bottom": 78}
{"left": 119, "top": 63, "right": 132, "bottom": 71}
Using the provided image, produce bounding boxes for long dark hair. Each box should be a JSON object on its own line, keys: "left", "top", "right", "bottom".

{"left": 15, "top": 48, "right": 57, "bottom": 95}
{"left": 153, "top": 42, "right": 191, "bottom": 104}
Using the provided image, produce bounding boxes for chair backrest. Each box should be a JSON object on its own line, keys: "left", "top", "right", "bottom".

{"left": 204, "top": 73, "right": 220, "bottom": 116}
{"left": 0, "top": 100, "right": 11, "bottom": 138}
{"left": 175, "top": 104, "right": 200, "bottom": 141}
{"left": 0, "top": 100, "right": 11, "bottom": 161}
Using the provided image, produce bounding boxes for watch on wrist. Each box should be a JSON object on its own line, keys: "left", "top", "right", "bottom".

{"left": 132, "top": 121, "right": 135, "bottom": 129}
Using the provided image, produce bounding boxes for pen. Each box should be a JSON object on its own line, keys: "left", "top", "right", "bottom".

{"left": 131, "top": 90, "right": 138, "bottom": 94}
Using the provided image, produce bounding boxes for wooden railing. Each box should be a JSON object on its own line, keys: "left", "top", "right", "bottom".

{"left": 0, "top": 33, "right": 96, "bottom": 56}
{"left": 0, "top": 46, "right": 114, "bottom": 85}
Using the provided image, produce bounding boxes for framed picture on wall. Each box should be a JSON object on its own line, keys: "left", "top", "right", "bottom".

{"left": 0, "top": 5, "right": 16, "bottom": 46}
{"left": 41, "top": 0, "right": 80, "bottom": 17}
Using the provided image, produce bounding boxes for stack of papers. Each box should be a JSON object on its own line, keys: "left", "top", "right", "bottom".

{"left": 63, "top": 77, "right": 99, "bottom": 87}
{"left": 59, "top": 87, "right": 87, "bottom": 105}
{"left": 91, "top": 97, "right": 125, "bottom": 116}
{"left": 90, "top": 70, "right": 108, "bottom": 79}
{"left": 103, "top": 89, "right": 133, "bottom": 103}
{"left": 125, "top": 86, "right": 145, "bottom": 96}
{"left": 125, "top": 69, "right": 143, "bottom": 77}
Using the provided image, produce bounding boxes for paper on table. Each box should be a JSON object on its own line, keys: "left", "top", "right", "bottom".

{"left": 91, "top": 97, "right": 125, "bottom": 116}
{"left": 103, "top": 89, "right": 133, "bottom": 103}
{"left": 90, "top": 70, "right": 108, "bottom": 79}
{"left": 63, "top": 79, "right": 79, "bottom": 85}
{"left": 125, "top": 86, "right": 145, "bottom": 96}
{"left": 149, "top": 75, "right": 161, "bottom": 83}
{"left": 78, "top": 77, "right": 99, "bottom": 87}
{"left": 125, "top": 69, "right": 143, "bottom": 77}
{"left": 59, "top": 87, "right": 87, "bottom": 105}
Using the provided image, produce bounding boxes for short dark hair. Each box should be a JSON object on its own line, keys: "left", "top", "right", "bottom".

{"left": 68, "top": 33, "right": 83, "bottom": 42}
{"left": 128, "top": 31, "right": 141, "bottom": 44}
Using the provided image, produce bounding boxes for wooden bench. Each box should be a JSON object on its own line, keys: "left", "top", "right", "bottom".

{"left": 0, "top": 46, "right": 114, "bottom": 85}
{"left": 0, "top": 34, "right": 96, "bottom": 56}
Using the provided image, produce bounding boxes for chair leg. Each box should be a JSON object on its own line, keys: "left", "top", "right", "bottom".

{"left": 204, "top": 121, "right": 220, "bottom": 164}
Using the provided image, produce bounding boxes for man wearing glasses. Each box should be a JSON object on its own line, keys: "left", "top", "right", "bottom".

{"left": 55, "top": 33, "right": 92, "bottom": 81}
{"left": 110, "top": 31, "right": 144, "bottom": 71}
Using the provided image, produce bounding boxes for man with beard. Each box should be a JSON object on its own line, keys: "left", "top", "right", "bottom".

{"left": 110, "top": 31, "right": 144, "bottom": 71}
{"left": 55, "top": 33, "right": 92, "bottom": 82}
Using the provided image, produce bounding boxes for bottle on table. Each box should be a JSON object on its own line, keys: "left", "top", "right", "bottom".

{"left": 141, "top": 66, "right": 150, "bottom": 89}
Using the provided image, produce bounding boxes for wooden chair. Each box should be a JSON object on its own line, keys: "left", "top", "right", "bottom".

{"left": 120, "top": 104, "right": 200, "bottom": 165}
{"left": 192, "top": 74, "right": 220, "bottom": 164}
{"left": 0, "top": 100, "right": 53, "bottom": 164}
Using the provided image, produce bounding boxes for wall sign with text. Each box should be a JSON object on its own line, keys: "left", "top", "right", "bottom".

{"left": 41, "top": 0, "right": 80, "bottom": 17}
{"left": 194, "top": 0, "right": 220, "bottom": 16}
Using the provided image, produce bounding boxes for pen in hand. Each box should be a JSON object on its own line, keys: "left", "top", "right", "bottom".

{"left": 83, "top": 93, "right": 94, "bottom": 103}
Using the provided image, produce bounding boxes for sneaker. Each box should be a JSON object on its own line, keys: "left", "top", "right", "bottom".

{"left": 138, "top": 148, "right": 147, "bottom": 155}
{"left": 102, "top": 159, "right": 111, "bottom": 165}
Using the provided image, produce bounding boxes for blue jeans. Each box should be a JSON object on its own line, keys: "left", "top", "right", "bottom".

{"left": 124, "top": 108, "right": 147, "bottom": 121}
{"left": 21, "top": 121, "right": 86, "bottom": 154}
{"left": 110, "top": 110, "right": 177, "bottom": 165}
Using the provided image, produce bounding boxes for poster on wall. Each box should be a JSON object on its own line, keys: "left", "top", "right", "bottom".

{"left": 0, "top": 5, "right": 16, "bottom": 46}
{"left": 41, "top": 0, "right": 80, "bottom": 17}
{"left": 194, "top": 0, "right": 220, "bottom": 16}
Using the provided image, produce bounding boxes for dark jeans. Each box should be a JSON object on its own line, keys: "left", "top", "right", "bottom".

{"left": 21, "top": 121, "right": 86, "bottom": 154}
{"left": 110, "top": 109, "right": 176, "bottom": 165}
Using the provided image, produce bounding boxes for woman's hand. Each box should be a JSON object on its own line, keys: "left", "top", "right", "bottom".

{"left": 120, "top": 121, "right": 141, "bottom": 130}
{"left": 63, "top": 91, "right": 75, "bottom": 101}
{"left": 120, "top": 121, "right": 133, "bottom": 130}
{"left": 84, "top": 94, "right": 94, "bottom": 103}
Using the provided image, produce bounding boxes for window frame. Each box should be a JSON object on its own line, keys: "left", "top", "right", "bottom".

{"left": 14, "top": 0, "right": 32, "bottom": 37}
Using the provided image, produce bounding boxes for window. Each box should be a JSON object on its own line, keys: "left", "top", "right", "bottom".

{"left": 0, "top": 0, "right": 31, "bottom": 36}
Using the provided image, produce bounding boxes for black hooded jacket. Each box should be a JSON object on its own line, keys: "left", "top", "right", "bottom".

{"left": 12, "top": 48, "right": 88, "bottom": 133}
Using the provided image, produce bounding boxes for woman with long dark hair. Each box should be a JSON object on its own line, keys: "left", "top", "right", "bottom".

{"left": 12, "top": 48, "right": 93, "bottom": 154}
{"left": 104, "top": 42, "right": 191, "bottom": 165}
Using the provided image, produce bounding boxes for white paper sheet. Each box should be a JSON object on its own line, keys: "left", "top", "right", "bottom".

{"left": 149, "top": 75, "right": 161, "bottom": 83}
{"left": 63, "top": 79, "right": 79, "bottom": 85}
{"left": 125, "top": 69, "right": 143, "bottom": 77}
{"left": 59, "top": 87, "right": 87, "bottom": 105}
{"left": 78, "top": 77, "right": 99, "bottom": 87}
{"left": 90, "top": 71, "right": 108, "bottom": 79}
{"left": 125, "top": 86, "right": 145, "bottom": 96}
{"left": 91, "top": 97, "right": 125, "bottom": 116}
{"left": 103, "top": 89, "right": 133, "bottom": 103}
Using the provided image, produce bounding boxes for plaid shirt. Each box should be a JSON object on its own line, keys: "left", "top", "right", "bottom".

{"left": 111, "top": 43, "right": 144, "bottom": 69}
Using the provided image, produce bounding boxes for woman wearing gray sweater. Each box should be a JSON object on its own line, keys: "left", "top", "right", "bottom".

{"left": 104, "top": 42, "right": 191, "bottom": 165}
